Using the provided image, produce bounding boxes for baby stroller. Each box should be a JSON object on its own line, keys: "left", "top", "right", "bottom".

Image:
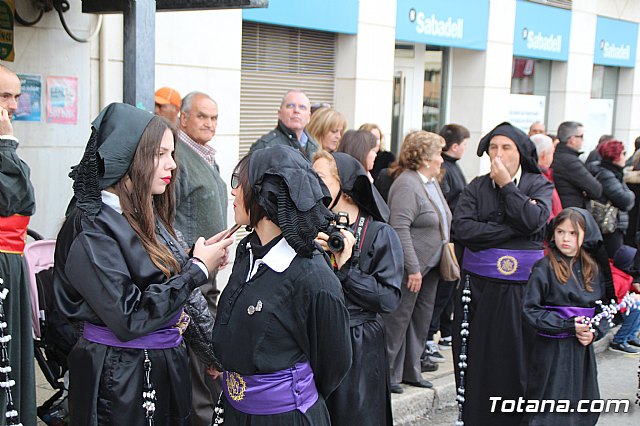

{"left": 24, "top": 229, "right": 78, "bottom": 425}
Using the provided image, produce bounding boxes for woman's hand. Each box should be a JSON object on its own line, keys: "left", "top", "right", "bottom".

{"left": 315, "top": 231, "right": 330, "bottom": 252}
{"left": 193, "top": 235, "right": 234, "bottom": 273}
{"left": 206, "top": 365, "right": 222, "bottom": 380}
{"left": 407, "top": 272, "right": 422, "bottom": 293}
{"left": 316, "top": 229, "right": 356, "bottom": 269}
{"left": 575, "top": 317, "right": 594, "bottom": 346}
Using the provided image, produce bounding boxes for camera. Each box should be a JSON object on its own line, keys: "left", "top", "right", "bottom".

{"left": 323, "top": 211, "right": 354, "bottom": 252}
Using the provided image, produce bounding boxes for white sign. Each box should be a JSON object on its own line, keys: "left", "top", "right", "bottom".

{"left": 584, "top": 98, "right": 614, "bottom": 156}
{"left": 507, "top": 94, "right": 546, "bottom": 134}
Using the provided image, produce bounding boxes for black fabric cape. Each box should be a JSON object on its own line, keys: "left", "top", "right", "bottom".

{"left": 451, "top": 172, "right": 553, "bottom": 425}
{"left": 53, "top": 204, "right": 208, "bottom": 426}
{"left": 523, "top": 257, "right": 603, "bottom": 426}
{"left": 327, "top": 219, "right": 403, "bottom": 426}
{"left": 0, "top": 138, "right": 37, "bottom": 426}
{"left": 211, "top": 233, "right": 352, "bottom": 425}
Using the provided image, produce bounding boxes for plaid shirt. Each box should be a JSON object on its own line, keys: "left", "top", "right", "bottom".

{"left": 178, "top": 129, "right": 217, "bottom": 169}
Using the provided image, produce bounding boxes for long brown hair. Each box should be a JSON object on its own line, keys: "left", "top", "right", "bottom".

{"left": 113, "top": 116, "right": 180, "bottom": 278}
{"left": 547, "top": 209, "right": 597, "bottom": 291}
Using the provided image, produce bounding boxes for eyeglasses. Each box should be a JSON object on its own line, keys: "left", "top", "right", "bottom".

{"left": 231, "top": 172, "right": 240, "bottom": 189}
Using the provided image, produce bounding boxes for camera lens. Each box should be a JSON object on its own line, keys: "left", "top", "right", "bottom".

{"left": 328, "top": 233, "right": 345, "bottom": 252}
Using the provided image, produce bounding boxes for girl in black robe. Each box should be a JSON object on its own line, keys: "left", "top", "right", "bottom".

{"left": 312, "top": 151, "right": 402, "bottom": 426}
{"left": 210, "top": 145, "right": 352, "bottom": 426}
{"left": 523, "top": 208, "right": 605, "bottom": 426}
{"left": 53, "top": 103, "right": 233, "bottom": 426}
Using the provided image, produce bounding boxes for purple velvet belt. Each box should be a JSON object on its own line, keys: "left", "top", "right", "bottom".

{"left": 462, "top": 248, "right": 544, "bottom": 282}
{"left": 222, "top": 361, "right": 319, "bottom": 415}
{"left": 83, "top": 310, "right": 187, "bottom": 350}
{"left": 538, "top": 306, "right": 596, "bottom": 339}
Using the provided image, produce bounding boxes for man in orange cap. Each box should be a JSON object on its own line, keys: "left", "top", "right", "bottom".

{"left": 154, "top": 86, "right": 181, "bottom": 126}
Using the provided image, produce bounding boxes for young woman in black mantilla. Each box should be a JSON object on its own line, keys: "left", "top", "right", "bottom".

{"left": 312, "top": 151, "right": 403, "bottom": 426}
{"left": 53, "top": 103, "right": 233, "bottom": 425}
{"left": 210, "top": 145, "right": 352, "bottom": 425}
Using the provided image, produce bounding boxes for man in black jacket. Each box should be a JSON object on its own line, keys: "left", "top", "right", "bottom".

{"left": 249, "top": 89, "right": 319, "bottom": 161}
{"left": 551, "top": 121, "right": 602, "bottom": 208}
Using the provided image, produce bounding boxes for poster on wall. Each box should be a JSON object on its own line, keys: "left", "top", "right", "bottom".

{"left": 0, "top": 0, "right": 14, "bottom": 62}
{"left": 46, "top": 76, "right": 77, "bottom": 124}
{"left": 584, "top": 98, "right": 614, "bottom": 156}
{"left": 14, "top": 73, "right": 41, "bottom": 122}
{"left": 507, "top": 94, "right": 546, "bottom": 134}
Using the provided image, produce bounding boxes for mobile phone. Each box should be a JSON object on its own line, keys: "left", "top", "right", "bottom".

{"left": 224, "top": 223, "right": 242, "bottom": 239}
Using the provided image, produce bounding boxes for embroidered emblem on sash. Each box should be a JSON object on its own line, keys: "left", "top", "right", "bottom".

{"left": 497, "top": 255, "right": 518, "bottom": 276}
{"left": 174, "top": 311, "right": 191, "bottom": 335}
{"left": 226, "top": 372, "right": 247, "bottom": 401}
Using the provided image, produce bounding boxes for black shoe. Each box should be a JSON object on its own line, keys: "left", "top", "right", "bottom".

{"left": 628, "top": 338, "right": 640, "bottom": 347}
{"left": 421, "top": 357, "right": 439, "bottom": 372}
{"left": 390, "top": 383, "right": 404, "bottom": 394}
{"left": 609, "top": 341, "right": 640, "bottom": 354}
{"left": 402, "top": 379, "right": 433, "bottom": 389}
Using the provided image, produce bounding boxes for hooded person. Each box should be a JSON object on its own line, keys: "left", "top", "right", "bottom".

{"left": 53, "top": 103, "right": 233, "bottom": 426}
{"left": 451, "top": 122, "right": 554, "bottom": 426}
{"left": 523, "top": 207, "right": 610, "bottom": 425}
{"left": 211, "top": 145, "right": 352, "bottom": 426}
{"left": 312, "top": 151, "right": 401, "bottom": 426}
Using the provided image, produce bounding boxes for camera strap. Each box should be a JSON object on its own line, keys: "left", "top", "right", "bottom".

{"left": 352, "top": 214, "right": 368, "bottom": 266}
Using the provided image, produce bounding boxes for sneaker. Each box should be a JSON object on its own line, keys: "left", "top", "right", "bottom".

{"left": 426, "top": 341, "right": 445, "bottom": 363}
{"left": 439, "top": 336, "right": 452, "bottom": 350}
{"left": 610, "top": 341, "right": 640, "bottom": 354}
{"left": 421, "top": 356, "right": 439, "bottom": 372}
{"left": 627, "top": 338, "right": 640, "bottom": 347}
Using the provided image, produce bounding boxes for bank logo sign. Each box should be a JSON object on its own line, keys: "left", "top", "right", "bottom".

{"left": 513, "top": 2, "right": 571, "bottom": 61}
{"left": 395, "top": 0, "right": 488, "bottom": 50}
{"left": 594, "top": 16, "right": 637, "bottom": 68}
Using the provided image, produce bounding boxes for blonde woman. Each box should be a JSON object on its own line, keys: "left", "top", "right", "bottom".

{"left": 381, "top": 131, "right": 450, "bottom": 393}
{"left": 307, "top": 107, "right": 347, "bottom": 152}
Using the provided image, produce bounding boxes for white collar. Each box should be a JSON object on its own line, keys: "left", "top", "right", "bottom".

{"left": 417, "top": 170, "right": 436, "bottom": 184}
{"left": 101, "top": 190, "right": 123, "bottom": 214}
{"left": 246, "top": 237, "right": 297, "bottom": 280}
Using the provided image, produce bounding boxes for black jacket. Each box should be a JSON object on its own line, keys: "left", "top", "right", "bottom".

{"left": 440, "top": 153, "right": 467, "bottom": 213}
{"left": 592, "top": 160, "right": 635, "bottom": 232}
{"left": 249, "top": 120, "right": 319, "bottom": 161}
{"left": 551, "top": 143, "right": 602, "bottom": 209}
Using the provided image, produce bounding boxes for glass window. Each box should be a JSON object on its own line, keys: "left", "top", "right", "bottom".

{"left": 423, "top": 49, "right": 444, "bottom": 133}
{"left": 591, "top": 65, "right": 619, "bottom": 99}
{"left": 511, "top": 57, "right": 551, "bottom": 96}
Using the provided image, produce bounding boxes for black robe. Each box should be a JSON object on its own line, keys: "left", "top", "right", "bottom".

{"left": 211, "top": 233, "right": 352, "bottom": 425}
{"left": 451, "top": 173, "right": 553, "bottom": 425}
{"left": 0, "top": 138, "right": 36, "bottom": 426}
{"left": 327, "top": 220, "right": 403, "bottom": 426}
{"left": 53, "top": 204, "right": 208, "bottom": 426}
{"left": 523, "top": 257, "right": 603, "bottom": 426}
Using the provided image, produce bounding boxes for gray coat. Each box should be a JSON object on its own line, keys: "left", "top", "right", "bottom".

{"left": 388, "top": 169, "right": 451, "bottom": 276}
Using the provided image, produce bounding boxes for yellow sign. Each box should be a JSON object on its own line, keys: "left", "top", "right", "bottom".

{"left": 0, "top": 0, "right": 14, "bottom": 62}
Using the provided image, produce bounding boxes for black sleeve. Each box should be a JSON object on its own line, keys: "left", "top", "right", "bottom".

{"left": 599, "top": 173, "right": 635, "bottom": 211}
{"left": 523, "top": 262, "right": 576, "bottom": 334}
{"left": 501, "top": 176, "right": 553, "bottom": 234}
{"left": 565, "top": 157, "right": 603, "bottom": 199}
{"left": 335, "top": 224, "right": 402, "bottom": 314}
{"left": 58, "top": 230, "right": 207, "bottom": 342}
{"left": 183, "top": 288, "right": 221, "bottom": 369}
{"left": 452, "top": 180, "right": 517, "bottom": 246}
{"left": 0, "top": 142, "right": 36, "bottom": 216}
{"left": 306, "top": 282, "right": 352, "bottom": 398}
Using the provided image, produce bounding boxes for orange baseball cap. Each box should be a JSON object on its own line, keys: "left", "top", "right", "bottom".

{"left": 155, "top": 87, "right": 181, "bottom": 109}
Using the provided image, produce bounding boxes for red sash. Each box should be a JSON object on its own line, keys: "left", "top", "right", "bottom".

{"left": 0, "top": 215, "right": 30, "bottom": 254}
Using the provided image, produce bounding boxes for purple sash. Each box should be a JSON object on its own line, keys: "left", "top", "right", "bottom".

{"left": 222, "top": 361, "right": 319, "bottom": 415}
{"left": 538, "top": 306, "right": 596, "bottom": 339}
{"left": 83, "top": 310, "right": 185, "bottom": 350}
{"left": 462, "top": 248, "right": 544, "bottom": 282}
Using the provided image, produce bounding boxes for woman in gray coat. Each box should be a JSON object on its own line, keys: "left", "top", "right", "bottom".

{"left": 382, "top": 131, "right": 451, "bottom": 393}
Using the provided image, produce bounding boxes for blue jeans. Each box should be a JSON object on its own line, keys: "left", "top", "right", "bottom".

{"left": 613, "top": 308, "right": 640, "bottom": 344}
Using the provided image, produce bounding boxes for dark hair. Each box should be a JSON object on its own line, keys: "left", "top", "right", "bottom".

{"left": 598, "top": 134, "right": 614, "bottom": 145}
{"left": 234, "top": 153, "right": 268, "bottom": 229}
{"left": 336, "top": 130, "right": 377, "bottom": 170}
{"left": 439, "top": 124, "right": 470, "bottom": 151}
{"left": 557, "top": 121, "right": 583, "bottom": 143}
{"left": 112, "top": 116, "right": 180, "bottom": 278}
{"left": 547, "top": 209, "right": 597, "bottom": 291}
{"left": 597, "top": 139, "right": 625, "bottom": 162}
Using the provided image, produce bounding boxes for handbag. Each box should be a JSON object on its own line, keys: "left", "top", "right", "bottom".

{"left": 588, "top": 199, "right": 618, "bottom": 235}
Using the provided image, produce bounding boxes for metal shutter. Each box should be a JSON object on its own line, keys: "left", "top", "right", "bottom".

{"left": 527, "top": 0, "right": 572, "bottom": 10}
{"left": 239, "top": 22, "right": 336, "bottom": 157}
